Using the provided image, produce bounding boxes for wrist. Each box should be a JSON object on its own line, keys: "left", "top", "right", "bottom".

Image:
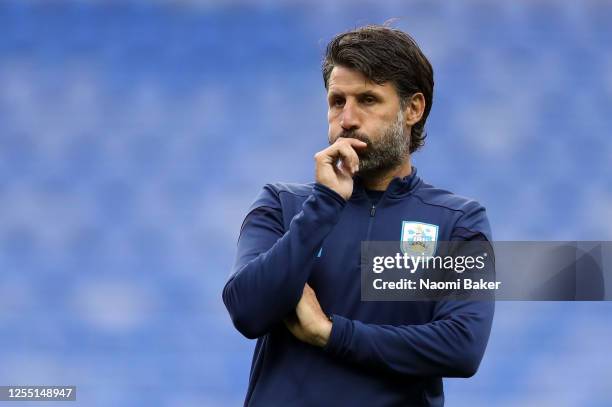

{"left": 313, "top": 317, "right": 333, "bottom": 347}
{"left": 314, "top": 182, "right": 350, "bottom": 203}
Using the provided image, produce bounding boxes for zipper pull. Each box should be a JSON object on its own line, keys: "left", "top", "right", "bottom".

{"left": 370, "top": 205, "right": 376, "bottom": 217}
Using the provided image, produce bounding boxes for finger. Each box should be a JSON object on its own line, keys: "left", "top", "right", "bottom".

{"left": 332, "top": 136, "right": 367, "bottom": 148}
{"left": 340, "top": 138, "right": 368, "bottom": 149}
{"left": 335, "top": 143, "right": 361, "bottom": 174}
{"left": 315, "top": 138, "right": 365, "bottom": 165}
{"left": 302, "top": 285, "right": 316, "bottom": 300}
{"left": 324, "top": 141, "right": 359, "bottom": 173}
{"left": 332, "top": 138, "right": 367, "bottom": 157}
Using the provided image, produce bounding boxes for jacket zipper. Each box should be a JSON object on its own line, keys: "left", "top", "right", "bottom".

{"left": 365, "top": 204, "right": 376, "bottom": 242}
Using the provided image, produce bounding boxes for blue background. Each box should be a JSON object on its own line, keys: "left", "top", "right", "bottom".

{"left": 0, "top": 0, "right": 611, "bottom": 406}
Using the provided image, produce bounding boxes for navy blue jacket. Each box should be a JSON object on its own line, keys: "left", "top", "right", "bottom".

{"left": 223, "top": 168, "right": 494, "bottom": 406}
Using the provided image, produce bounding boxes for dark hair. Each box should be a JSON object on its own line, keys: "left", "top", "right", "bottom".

{"left": 322, "top": 25, "right": 434, "bottom": 153}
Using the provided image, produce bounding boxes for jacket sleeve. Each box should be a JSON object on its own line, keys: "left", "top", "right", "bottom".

{"left": 323, "top": 202, "right": 495, "bottom": 378}
{"left": 222, "top": 183, "right": 346, "bottom": 339}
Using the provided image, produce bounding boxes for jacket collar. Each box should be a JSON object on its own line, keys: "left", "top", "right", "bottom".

{"left": 352, "top": 166, "right": 422, "bottom": 200}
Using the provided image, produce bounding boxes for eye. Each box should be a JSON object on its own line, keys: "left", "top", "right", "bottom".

{"left": 331, "top": 97, "right": 345, "bottom": 108}
{"left": 362, "top": 95, "right": 377, "bottom": 105}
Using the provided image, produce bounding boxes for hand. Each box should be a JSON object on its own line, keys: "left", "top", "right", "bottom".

{"left": 314, "top": 138, "right": 367, "bottom": 201}
{"left": 284, "top": 284, "right": 332, "bottom": 347}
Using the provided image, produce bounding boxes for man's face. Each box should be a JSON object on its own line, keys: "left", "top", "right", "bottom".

{"left": 327, "top": 65, "right": 409, "bottom": 176}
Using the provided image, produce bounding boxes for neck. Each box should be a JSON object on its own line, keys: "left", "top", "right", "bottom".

{"left": 361, "top": 157, "right": 412, "bottom": 191}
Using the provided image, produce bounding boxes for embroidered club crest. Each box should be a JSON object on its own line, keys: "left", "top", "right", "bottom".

{"left": 401, "top": 221, "right": 439, "bottom": 256}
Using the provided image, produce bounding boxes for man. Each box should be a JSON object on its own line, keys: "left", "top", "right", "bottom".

{"left": 223, "top": 25, "right": 494, "bottom": 406}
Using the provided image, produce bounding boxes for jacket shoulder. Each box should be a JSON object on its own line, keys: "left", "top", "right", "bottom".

{"left": 415, "top": 181, "right": 491, "bottom": 240}
{"left": 265, "top": 182, "right": 315, "bottom": 197}
{"left": 414, "top": 181, "right": 485, "bottom": 214}
{"left": 248, "top": 182, "right": 314, "bottom": 212}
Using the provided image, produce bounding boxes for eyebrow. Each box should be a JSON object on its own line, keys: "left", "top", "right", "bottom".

{"left": 358, "top": 90, "right": 381, "bottom": 98}
{"left": 327, "top": 89, "right": 382, "bottom": 99}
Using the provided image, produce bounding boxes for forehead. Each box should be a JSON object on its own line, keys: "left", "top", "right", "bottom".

{"left": 327, "top": 65, "right": 397, "bottom": 97}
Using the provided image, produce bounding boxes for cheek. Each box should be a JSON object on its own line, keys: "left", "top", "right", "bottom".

{"left": 327, "top": 126, "right": 337, "bottom": 143}
{"left": 327, "top": 114, "right": 340, "bottom": 135}
{"left": 373, "top": 115, "right": 394, "bottom": 134}
{"left": 327, "top": 108, "right": 335, "bottom": 122}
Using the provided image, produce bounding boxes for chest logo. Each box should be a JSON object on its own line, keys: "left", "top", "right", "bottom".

{"left": 401, "top": 221, "right": 439, "bottom": 256}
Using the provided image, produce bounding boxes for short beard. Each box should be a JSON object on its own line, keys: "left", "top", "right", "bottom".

{"left": 331, "top": 110, "right": 409, "bottom": 178}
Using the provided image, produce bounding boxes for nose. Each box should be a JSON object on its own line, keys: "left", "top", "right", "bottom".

{"left": 340, "top": 101, "right": 360, "bottom": 131}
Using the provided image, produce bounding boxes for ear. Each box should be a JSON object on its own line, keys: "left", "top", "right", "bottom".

{"left": 403, "top": 93, "right": 426, "bottom": 127}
